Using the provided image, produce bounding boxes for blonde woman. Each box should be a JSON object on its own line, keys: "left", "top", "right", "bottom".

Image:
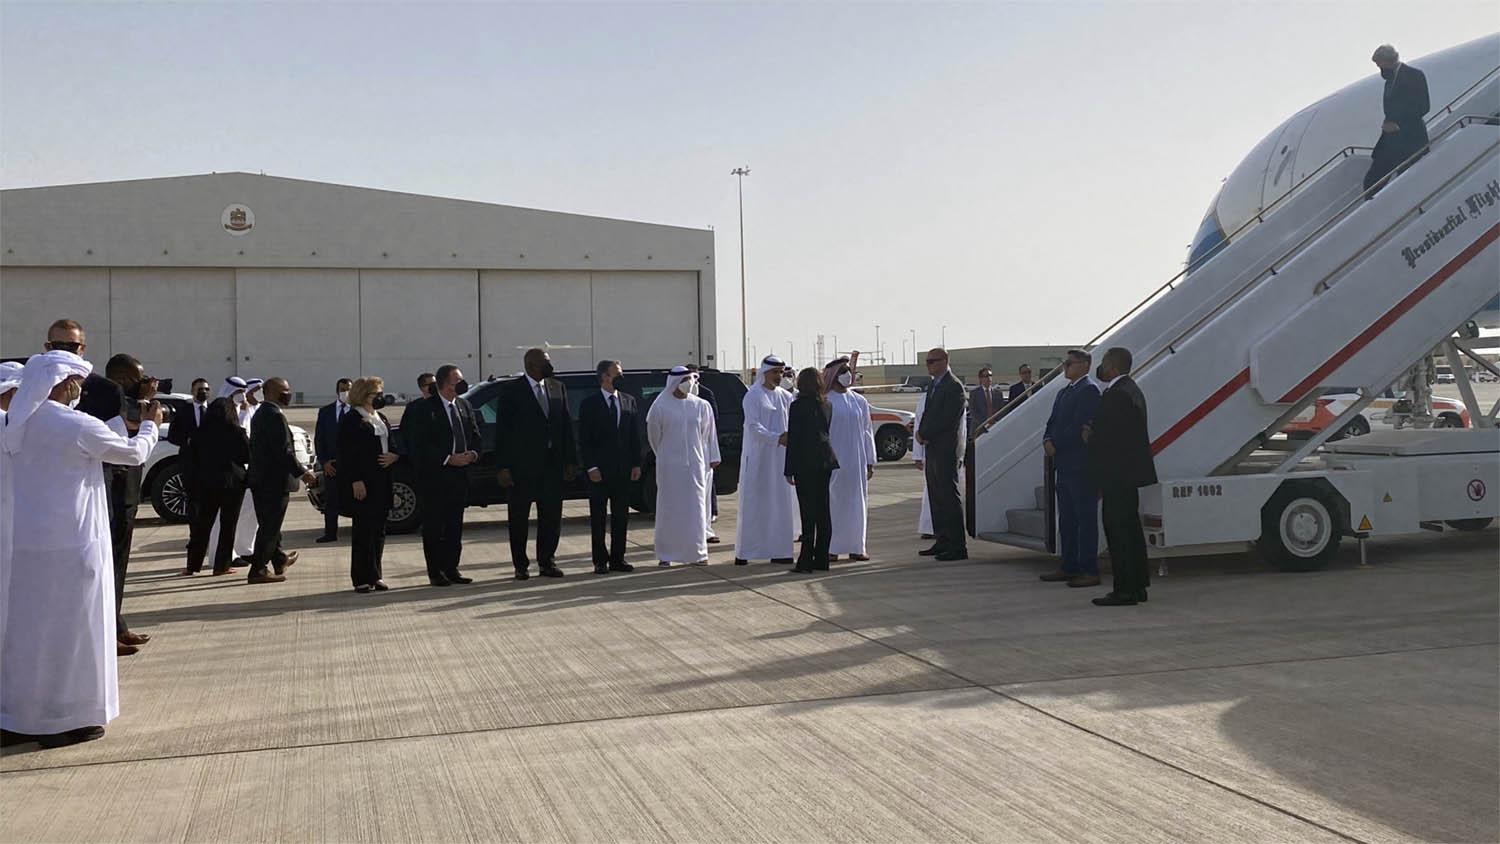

{"left": 337, "top": 377, "right": 399, "bottom": 592}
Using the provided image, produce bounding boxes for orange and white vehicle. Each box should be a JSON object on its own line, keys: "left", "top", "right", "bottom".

{"left": 1284, "top": 387, "right": 1470, "bottom": 440}
{"left": 869, "top": 405, "right": 915, "bottom": 461}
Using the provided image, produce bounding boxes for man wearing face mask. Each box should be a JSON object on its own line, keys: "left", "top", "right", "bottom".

{"left": 407, "top": 364, "right": 480, "bottom": 586}
{"left": 77, "top": 353, "right": 160, "bottom": 655}
{"left": 1365, "top": 44, "right": 1429, "bottom": 194}
{"left": 823, "top": 354, "right": 877, "bottom": 562}
{"left": 498, "top": 348, "right": 578, "bottom": 579}
{"left": 315, "top": 378, "right": 353, "bottom": 543}
{"left": 167, "top": 378, "right": 213, "bottom": 448}
{"left": 1082, "top": 347, "right": 1158, "bottom": 607}
{"left": 246, "top": 377, "right": 317, "bottom": 584}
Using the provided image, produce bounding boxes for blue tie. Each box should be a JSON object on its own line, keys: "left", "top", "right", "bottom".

{"left": 608, "top": 394, "right": 619, "bottom": 427}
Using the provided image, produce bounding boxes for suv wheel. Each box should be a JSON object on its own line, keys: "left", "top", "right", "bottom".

{"left": 149, "top": 460, "right": 190, "bottom": 523}
{"left": 387, "top": 477, "right": 421, "bottom": 534}
{"left": 875, "top": 425, "right": 909, "bottom": 462}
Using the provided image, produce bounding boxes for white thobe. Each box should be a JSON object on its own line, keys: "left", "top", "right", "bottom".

{"left": 735, "top": 385, "right": 798, "bottom": 560}
{"left": 913, "top": 393, "right": 965, "bottom": 536}
{"left": 209, "top": 403, "right": 260, "bottom": 559}
{"left": 0, "top": 403, "right": 157, "bottom": 734}
{"left": 827, "top": 390, "right": 877, "bottom": 556}
{"left": 648, "top": 395, "right": 719, "bottom": 563}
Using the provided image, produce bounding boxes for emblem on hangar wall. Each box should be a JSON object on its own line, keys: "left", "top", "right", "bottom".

{"left": 222, "top": 203, "right": 255, "bottom": 235}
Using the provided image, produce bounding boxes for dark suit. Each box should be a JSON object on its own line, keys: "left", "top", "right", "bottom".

{"left": 968, "top": 385, "right": 1003, "bottom": 436}
{"left": 497, "top": 376, "right": 577, "bottom": 572}
{"left": 1044, "top": 378, "right": 1102, "bottom": 576}
{"left": 1087, "top": 376, "right": 1158, "bottom": 598}
{"left": 315, "top": 401, "right": 351, "bottom": 539}
{"left": 78, "top": 374, "right": 139, "bottom": 636}
{"left": 337, "top": 409, "right": 394, "bottom": 587}
{"left": 248, "top": 402, "right": 309, "bottom": 574}
{"left": 786, "top": 396, "right": 839, "bottom": 569}
{"left": 407, "top": 393, "right": 481, "bottom": 581}
{"left": 917, "top": 370, "right": 967, "bottom": 554}
{"left": 578, "top": 389, "right": 642, "bottom": 567}
{"left": 184, "top": 412, "right": 249, "bottom": 574}
{"left": 166, "top": 401, "right": 208, "bottom": 448}
{"left": 1008, "top": 380, "right": 1038, "bottom": 407}
{"left": 1366, "top": 62, "right": 1430, "bottom": 191}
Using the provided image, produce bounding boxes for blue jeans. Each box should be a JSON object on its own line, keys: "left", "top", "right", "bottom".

{"left": 1056, "top": 469, "right": 1099, "bottom": 576}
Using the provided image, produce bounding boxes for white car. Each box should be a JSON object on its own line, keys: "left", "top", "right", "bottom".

{"left": 869, "top": 405, "right": 916, "bottom": 461}
{"left": 1284, "top": 386, "right": 1469, "bottom": 440}
{"left": 145, "top": 395, "right": 315, "bottom": 522}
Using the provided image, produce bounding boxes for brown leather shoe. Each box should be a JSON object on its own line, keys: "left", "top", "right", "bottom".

{"left": 248, "top": 569, "right": 287, "bottom": 584}
{"left": 1039, "top": 571, "right": 1073, "bottom": 582}
{"left": 117, "top": 642, "right": 139, "bottom": 656}
{"left": 118, "top": 631, "right": 151, "bottom": 646}
{"left": 1067, "top": 576, "right": 1102, "bottom": 588}
{"left": 849, "top": 554, "right": 870, "bottom": 562}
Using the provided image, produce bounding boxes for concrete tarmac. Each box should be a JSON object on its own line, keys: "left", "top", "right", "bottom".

{"left": 1, "top": 461, "right": 1495, "bottom": 842}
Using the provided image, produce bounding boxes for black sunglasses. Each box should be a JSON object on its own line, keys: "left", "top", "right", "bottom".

{"left": 47, "top": 341, "right": 84, "bottom": 353}
{"left": 925, "top": 357, "right": 945, "bottom": 364}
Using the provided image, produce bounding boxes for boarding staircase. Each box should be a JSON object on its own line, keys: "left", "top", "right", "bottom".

{"left": 971, "top": 69, "right": 1500, "bottom": 552}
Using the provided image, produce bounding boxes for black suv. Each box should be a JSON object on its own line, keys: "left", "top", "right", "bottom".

{"left": 308, "top": 368, "right": 747, "bottom": 533}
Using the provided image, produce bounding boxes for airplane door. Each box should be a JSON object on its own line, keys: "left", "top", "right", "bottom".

{"left": 1262, "top": 107, "right": 1319, "bottom": 209}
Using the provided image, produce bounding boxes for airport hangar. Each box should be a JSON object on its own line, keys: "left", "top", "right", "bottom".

{"left": 0, "top": 172, "right": 717, "bottom": 403}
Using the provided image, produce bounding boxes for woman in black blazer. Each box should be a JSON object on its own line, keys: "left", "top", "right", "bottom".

{"left": 182, "top": 398, "right": 251, "bottom": 576}
{"left": 338, "top": 377, "right": 399, "bottom": 592}
{"left": 785, "top": 367, "right": 840, "bottom": 572}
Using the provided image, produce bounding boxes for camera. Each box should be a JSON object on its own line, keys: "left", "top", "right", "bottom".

{"left": 125, "top": 400, "right": 174, "bottom": 424}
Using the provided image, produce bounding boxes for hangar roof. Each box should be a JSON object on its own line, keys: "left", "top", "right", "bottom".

{"left": 0, "top": 172, "right": 713, "bottom": 271}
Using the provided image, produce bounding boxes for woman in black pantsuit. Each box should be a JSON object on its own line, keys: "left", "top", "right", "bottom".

{"left": 338, "top": 376, "right": 399, "bottom": 592}
{"left": 785, "top": 367, "right": 840, "bottom": 573}
{"left": 182, "top": 398, "right": 250, "bottom": 576}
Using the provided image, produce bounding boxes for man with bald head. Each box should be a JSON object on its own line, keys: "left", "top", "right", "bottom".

{"left": 497, "top": 348, "right": 578, "bottom": 579}
{"left": 247, "top": 377, "right": 316, "bottom": 584}
{"left": 914, "top": 348, "right": 968, "bottom": 561}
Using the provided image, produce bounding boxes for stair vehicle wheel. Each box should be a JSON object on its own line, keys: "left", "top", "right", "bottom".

{"left": 1445, "top": 517, "right": 1494, "bottom": 531}
{"left": 1334, "top": 416, "right": 1370, "bottom": 440}
{"left": 1434, "top": 412, "right": 1465, "bottom": 429}
{"left": 1259, "top": 482, "right": 1344, "bottom": 572}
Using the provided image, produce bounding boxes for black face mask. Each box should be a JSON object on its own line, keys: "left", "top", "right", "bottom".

{"left": 1096, "top": 366, "right": 1107, "bottom": 381}
{"left": 275, "top": 391, "right": 292, "bottom": 408}
{"left": 424, "top": 382, "right": 437, "bottom": 397}
{"left": 454, "top": 379, "right": 470, "bottom": 395}
{"left": 537, "top": 362, "right": 555, "bottom": 379}
{"left": 194, "top": 388, "right": 210, "bottom": 402}
{"left": 1380, "top": 66, "right": 1395, "bottom": 80}
{"left": 372, "top": 394, "right": 390, "bottom": 410}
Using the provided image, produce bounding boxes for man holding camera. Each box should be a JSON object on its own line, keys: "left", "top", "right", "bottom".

{"left": 76, "top": 349, "right": 165, "bottom": 655}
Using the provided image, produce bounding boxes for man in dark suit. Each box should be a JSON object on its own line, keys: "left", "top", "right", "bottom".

{"left": 498, "top": 347, "right": 578, "bottom": 580}
{"left": 967, "top": 367, "right": 1004, "bottom": 438}
{"left": 247, "top": 377, "right": 317, "bottom": 584}
{"left": 915, "top": 347, "right": 967, "bottom": 561}
{"left": 578, "top": 360, "right": 642, "bottom": 574}
{"left": 1365, "top": 45, "right": 1429, "bottom": 193}
{"left": 1008, "top": 364, "right": 1038, "bottom": 406}
{"left": 166, "top": 378, "right": 212, "bottom": 448}
{"left": 406, "top": 364, "right": 480, "bottom": 586}
{"left": 1084, "top": 347, "right": 1158, "bottom": 606}
{"left": 1041, "top": 350, "right": 1103, "bottom": 588}
{"left": 685, "top": 363, "right": 720, "bottom": 539}
{"left": 314, "top": 378, "right": 353, "bottom": 543}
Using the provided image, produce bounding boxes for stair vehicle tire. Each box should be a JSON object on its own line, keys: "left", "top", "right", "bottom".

{"left": 1445, "top": 517, "right": 1494, "bottom": 531}
{"left": 1258, "top": 482, "right": 1344, "bottom": 572}
{"left": 1333, "top": 416, "right": 1370, "bottom": 440}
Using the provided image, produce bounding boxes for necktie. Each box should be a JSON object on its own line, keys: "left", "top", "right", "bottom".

{"left": 448, "top": 402, "right": 466, "bottom": 453}
{"left": 608, "top": 394, "right": 619, "bottom": 428}
{"left": 535, "top": 382, "right": 547, "bottom": 416}
{"left": 196, "top": 404, "right": 203, "bottom": 425}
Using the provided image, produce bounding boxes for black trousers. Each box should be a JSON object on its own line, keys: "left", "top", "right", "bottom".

{"left": 509, "top": 462, "right": 564, "bottom": 570}
{"left": 1363, "top": 130, "right": 1427, "bottom": 191}
{"left": 1101, "top": 485, "right": 1150, "bottom": 596}
{"left": 106, "top": 468, "right": 139, "bottom": 636}
{"left": 186, "top": 485, "right": 246, "bottom": 573}
{"left": 249, "top": 485, "right": 290, "bottom": 572}
{"left": 589, "top": 477, "right": 630, "bottom": 565}
{"left": 794, "top": 470, "right": 833, "bottom": 568}
{"left": 322, "top": 469, "right": 342, "bottom": 538}
{"left": 923, "top": 442, "right": 967, "bottom": 553}
{"left": 350, "top": 508, "right": 388, "bottom": 587}
{"left": 419, "top": 472, "right": 467, "bottom": 579}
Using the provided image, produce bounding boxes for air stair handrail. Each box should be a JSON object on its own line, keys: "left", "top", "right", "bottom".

{"left": 971, "top": 98, "right": 1500, "bottom": 440}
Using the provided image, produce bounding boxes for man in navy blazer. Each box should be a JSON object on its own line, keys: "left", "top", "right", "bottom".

{"left": 1084, "top": 347, "right": 1159, "bottom": 606}
{"left": 1041, "top": 351, "right": 1102, "bottom": 588}
{"left": 578, "top": 360, "right": 643, "bottom": 574}
{"left": 314, "top": 378, "right": 352, "bottom": 543}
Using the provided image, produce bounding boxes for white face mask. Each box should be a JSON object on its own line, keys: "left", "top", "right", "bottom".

{"left": 837, "top": 372, "right": 853, "bottom": 387}
{"left": 337, "top": 390, "right": 349, "bottom": 404}
{"left": 67, "top": 394, "right": 81, "bottom": 409}
{"left": 232, "top": 391, "right": 246, "bottom": 406}
{"left": 689, "top": 377, "right": 700, "bottom": 396}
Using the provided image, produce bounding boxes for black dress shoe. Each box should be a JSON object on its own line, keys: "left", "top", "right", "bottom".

{"left": 594, "top": 564, "right": 610, "bottom": 575}
{"left": 428, "top": 576, "right": 453, "bottom": 587}
{"left": 315, "top": 535, "right": 337, "bottom": 544}
{"left": 539, "top": 565, "right": 565, "bottom": 578}
{"left": 918, "top": 546, "right": 943, "bottom": 557}
{"left": 38, "top": 726, "right": 105, "bottom": 748}
{"left": 1, "top": 728, "right": 36, "bottom": 747}
{"left": 771, "top": 557, "right": 794, "bottom": 564}
{"left": 791, "top": 564, "right": 814, "bottom": 573}
{"left": 920, "top": 534, "right": 935, "bottom": 540}
{"left": 446, "top": 573, "right": 474, "bottom": 584}
{"left": 935, "top": 550, "right": 968, "bottom": 561}
{"left": 1066, "top": 576, "right": 1102, "bottom": 588}
{"left": 514, "top": 569, "right": 531, "bottom": 581}
{"left": 1137, "top": 589, "right": 1148, "bottom": 603}
{"left": 733, "top": 558, "right": 748, "bottom": 566}
{"left": 1039, "top": 571, "right": 1072, "bottom": 582}
{"left": 1092, "top": 592, "right": 1138, "bottom": 606}
{"left": 609, "top": 562, "right": 635, "bottom": 572}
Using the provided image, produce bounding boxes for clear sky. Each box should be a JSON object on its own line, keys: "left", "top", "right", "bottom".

{"left": 3, "top": 2, "right": 1495, "bottom": 371}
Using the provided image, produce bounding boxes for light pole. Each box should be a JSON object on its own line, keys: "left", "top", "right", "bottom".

{"left": 732, "top": 167, "right": 751, "bottom": 377}
{"left": 874, "top": 324, "right": 881, "bottom": 364}
{"left": 901, "top": 339, "right": 909, "bottom": 366}
{"left": 788, "top": 340, "right": 794, "bottom": 366}
{"left": 941, "top": 324, "right": 948, "bottom": 349}
{"left": 909, "top": 329, "right": 916, "bottom": 363}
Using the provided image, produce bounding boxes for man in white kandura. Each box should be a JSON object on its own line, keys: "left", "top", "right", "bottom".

{"left": 208, "top": 375, "right": 259, "bottom": 568}
{"left": 912, "top": 390, "right": 966, "bottom": 539}
{"left": 823, "top": 355, "right": 877, "bottom": 561}
{"left": 0, "top": 361, "right": 24, "bottom": 643}
{"left": 648, "top": 366, "right": 721, "bottom": 566}
{"left": 734, "top": 355, "right": 798, "bottom": 565}
{"left": 0, "top": 350, "right": 159, "bottom": 749}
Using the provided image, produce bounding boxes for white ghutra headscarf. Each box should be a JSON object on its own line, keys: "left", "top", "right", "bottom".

{"left": 664, "top": 365, "right": 695, "bottom": 398}
{"left": 0, "top": 350, "right": 93, "bottom": 455}
{"left": 0, "top": 361, "right": 23, "bottom": 396}
{"left": 753, "top": 355, "right": 786, "bottom": 389}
